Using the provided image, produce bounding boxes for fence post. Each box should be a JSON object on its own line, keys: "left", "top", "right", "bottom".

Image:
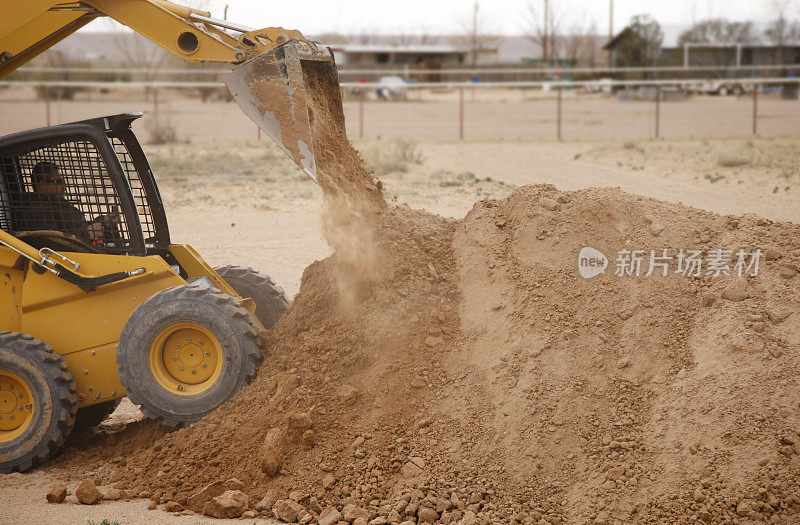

{"left": 655, "top": 86, "right": 661, "bottom": 139}
{"left": 556, "top": 85, "right": 562, "bottom": 141}
{"left": 45, "top": 85, "right": 51, "bottom": 126}
{"left": 752, "top": 85, "right": 758, "bottom": 135}
{"left": 459, "top": 87, "right": 464, "bottom": 140}
{"left": 153, "top": 87, "right": 159, "bottom": 122}
{"left": 359, "top": 89, "right": 364, "bottom": 139}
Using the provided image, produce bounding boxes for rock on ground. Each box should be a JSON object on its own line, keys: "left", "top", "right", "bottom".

{"left": 75, "top": 480, "right": 103, "bottom": 505}
{"left": 273, "top": 499, "right": 304, "bottom": 522}
{"left": 318, "top": 506, "right": 342, "bottom": 525}
{"left": 187, "top": 479, "right": 243, "bottom": 513}
{"left": 45, "top": 484, "right": 66, "bottom": 504}
{"left": 202, "top": 490, "right": 249, "bottom": 519}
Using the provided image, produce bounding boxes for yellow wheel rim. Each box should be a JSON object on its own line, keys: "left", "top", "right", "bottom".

{"left": 148, "top": 323, "right": 222, "bottom": 396}
{"left": 0, "top": 370, "right": 35, "bottom": 443}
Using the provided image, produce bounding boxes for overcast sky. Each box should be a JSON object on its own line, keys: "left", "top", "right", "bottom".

{"left": 89, "top": 0, "right": 797, "bottom": 35}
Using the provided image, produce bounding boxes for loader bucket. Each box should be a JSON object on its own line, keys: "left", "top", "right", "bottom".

{"left": 224, "top": 39, "right": 341, "bottom": 184}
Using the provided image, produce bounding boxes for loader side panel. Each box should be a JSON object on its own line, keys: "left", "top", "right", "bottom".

{"left": 20, "top": 252, "right": 185, "bottom": 355}
{"left": 16, "top": 252, "right": 186, "bottom": 407}
{"left": 0, "top": 248, "right": 24, "bottom": 333}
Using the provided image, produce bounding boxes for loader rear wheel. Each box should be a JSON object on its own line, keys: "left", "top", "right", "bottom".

{"left": 117, "top": 284, "right": 262, "bottom": 427}
{"left": 215, "top": 265, "right": 289, "bottom": 330}
{"left": 74, "top": 399, "right": 122, "bottom": 432}
{"left": 0, "top": 332, "right": 77, "bottom": 473}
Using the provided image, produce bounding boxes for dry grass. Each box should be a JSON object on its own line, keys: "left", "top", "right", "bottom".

{"left": 717, "top": 154, "right": 751, "bottom": 168}
{"left": 145, "top": 117, "right": 179, "bottom": 145}
{"left": 622, "top": 141, "right": 645, "bottom": 153}
{"left": 363, "top": 139, "right": 425, "bottom": 175}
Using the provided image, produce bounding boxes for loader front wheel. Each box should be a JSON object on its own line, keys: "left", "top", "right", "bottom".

{"left": 0, "top": 332, "right": 78, "bottom": 473}
{"left": 117, "top": 285, "right": 262, "bottom": 427}
{"left": 215, "top": 265, "right": 289, "bottom": 330}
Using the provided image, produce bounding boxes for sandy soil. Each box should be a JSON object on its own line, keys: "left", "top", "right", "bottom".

{"left": 0, "top": 94, "right": 799, "bottom": 523}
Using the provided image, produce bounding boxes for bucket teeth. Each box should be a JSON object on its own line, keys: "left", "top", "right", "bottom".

{"left": 224, "top": 39, "right": 341, "bottom": 184}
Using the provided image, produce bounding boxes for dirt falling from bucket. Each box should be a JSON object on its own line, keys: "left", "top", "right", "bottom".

{"left": 302, "top": 61, "right": 387, "bottom": 304}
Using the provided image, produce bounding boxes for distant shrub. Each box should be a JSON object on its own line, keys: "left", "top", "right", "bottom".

{"left": 717, "top": 154, "right": 750, "bottom": 168}
{"left": 146, "top": 117, "right": 178, "bottom": 145}
{"left": 364, "top": 139, "right": 425, "bottom": 175}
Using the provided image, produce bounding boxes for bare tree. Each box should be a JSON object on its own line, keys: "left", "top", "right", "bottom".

{"left": 108, "top": 28, "right": 172, "bottom": 85}
{"left": 677, "top": 18, "right": 756, "bottom": 66}
{"left": 524, "top": 0, "right": 563, "bottom": 64}
{"left": 678, "top": 19, "right": 756, "bottom": 45}
{"left": 611, "top": 14, "right": 663, "bottom": 69}
{"left": 765, "top": 0, "right": 800, "bottom": 65}
{"left": 562, "top": 19, "right": 601, "bottom": 67}
{"left": 350, "top": 31, "right": 380, "bottom": 45}
{"left": 392, "top": 28, "right": 437, "bottom": 47}
{"left": 456, "top": 0, "right": 499, "bottom": 66}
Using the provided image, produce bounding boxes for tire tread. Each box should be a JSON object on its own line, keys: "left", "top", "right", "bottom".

{"left": 117, "top": 284, "right": 262, "bottom": 428}
{"left": 0, "top": 331, "right": 78, "bottom": 473}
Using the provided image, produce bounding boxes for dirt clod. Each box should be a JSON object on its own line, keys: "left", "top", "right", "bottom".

{"left": 75, "top": 480, "right": 103, "bottom": 505}
{"left": 45, "top": 484, "right": 66, "bottom": 504}
{"left": 202, "top": 490, "right": 249, "bottom": 519}
{"left": 272, "top": 498, "right": 304, "bottom": 522}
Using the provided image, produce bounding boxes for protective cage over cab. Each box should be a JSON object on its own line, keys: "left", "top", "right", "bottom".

{"left": 0, "top": 113, "right": 170, "bottom": 257}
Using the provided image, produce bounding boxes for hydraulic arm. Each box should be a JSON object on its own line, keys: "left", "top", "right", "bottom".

{"left": 0, "top": 0, "right": 342, "bottom": 182}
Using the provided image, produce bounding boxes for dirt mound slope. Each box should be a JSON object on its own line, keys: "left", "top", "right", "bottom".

{"left": 73, "top": 183, "right": 800, "bottom": 524}
{"left": 452, "top": 185, "right": 800, "bottom": 523}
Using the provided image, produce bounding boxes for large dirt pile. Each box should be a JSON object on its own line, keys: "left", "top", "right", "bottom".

{"left": 58, "top": 60, "right": 800, "bottom": 524}
{"left": 74, "top": 182, "right": 800, "bottom": 524}
{"left": 452, "top": 185, "right": 800, "bottom": 523}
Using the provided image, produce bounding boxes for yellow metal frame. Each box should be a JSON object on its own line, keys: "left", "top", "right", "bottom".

{"left": 1, "top": 0, "right": 308, "bottom": 78}
{"left": 0, "top": 233, "right": 261, "bottom": 408}
{"left": 169, "top": 244, "right": 258, "bottom": 315}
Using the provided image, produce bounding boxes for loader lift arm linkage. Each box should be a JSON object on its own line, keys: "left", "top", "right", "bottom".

{"left": 0, "top": 0, "right": 304, "bottom": 75}
{"left": 0, "top": 0, "right": 341, "bottom": 183}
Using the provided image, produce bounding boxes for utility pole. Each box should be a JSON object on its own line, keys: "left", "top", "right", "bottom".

{"left": 543, "top": 0, "right": 549, "bottom": 65}
{"left": 471, "top": 0, "right": 479, "bottom": 66}
{"left": 608, "top": 0, "right": 614, "bottom": 67}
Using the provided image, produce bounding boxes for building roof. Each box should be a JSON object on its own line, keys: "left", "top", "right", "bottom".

{"left": 327, "top": 44, "right": 483, "bottom": 55}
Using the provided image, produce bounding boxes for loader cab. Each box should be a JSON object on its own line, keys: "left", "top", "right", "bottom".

{"left": 0, "top": 113, "right": 170, "bottom": 257}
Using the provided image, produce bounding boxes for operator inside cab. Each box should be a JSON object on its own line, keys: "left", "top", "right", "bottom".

{"left": 15, "top": 161, "right": 118, "bottom": 243}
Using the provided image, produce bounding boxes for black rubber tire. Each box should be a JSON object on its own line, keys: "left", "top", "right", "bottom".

{"left": 73, "top": 399, "right": 122, "bottom": 432}
{"left": 117, "top": 284, "right": 262, "bottom": 427}
{"left": 215, "top": 265, "right": 289, "bottom": 330}
{"left": 0, "top": 332, "right": 78, "bottom": 473}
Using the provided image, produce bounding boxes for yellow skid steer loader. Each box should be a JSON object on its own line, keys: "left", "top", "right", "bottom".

{"left": 0, "top": 0, "right": 344, "bottom": 472}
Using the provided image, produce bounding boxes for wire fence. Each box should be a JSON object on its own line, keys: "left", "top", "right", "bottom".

{"left": 1, "top": 76, "right": 798, "bottom": 141}
{"left": 12, "top": 63, "right": 800, "bottom": 82}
